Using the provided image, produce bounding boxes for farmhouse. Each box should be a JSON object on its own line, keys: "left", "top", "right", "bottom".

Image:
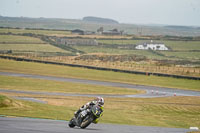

{"left": 135, "top": 41, "right": 168, "bottom": 51}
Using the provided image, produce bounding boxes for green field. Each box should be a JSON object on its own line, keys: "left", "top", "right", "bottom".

{"left": 0, "top": 35, "right": 71, "bottom": 54}
{"left": 160, "top": 51, "right": 200, "bottom": 60}
{"left": 72, "top": 46, "right": 167, "bottom": 59}
{"left": 0, "top": 44, "right": 69, "bottom": 53}
{"left": 0, "top": 35, "right": 45, "bottom": 43}
{"left": 164, "top": 41, "right": 200, "bottom": 51}
{"left": 0, "top": 59, "right": 199, "bottom": 91}
{"left": 0, "top": 28, "right": 71, "bottom": 36}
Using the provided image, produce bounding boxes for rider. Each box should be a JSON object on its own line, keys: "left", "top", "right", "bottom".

{"left": 74, "top": 97, "right": 104, "bottom": 124}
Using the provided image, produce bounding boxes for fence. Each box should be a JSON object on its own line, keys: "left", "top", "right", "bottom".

{"left": 0, "top": 55, "right": 199, "bottom": 80}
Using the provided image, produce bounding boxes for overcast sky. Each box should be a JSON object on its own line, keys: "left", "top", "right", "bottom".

{"left": 0, "top": 0, "right": 200, "bottom": 26}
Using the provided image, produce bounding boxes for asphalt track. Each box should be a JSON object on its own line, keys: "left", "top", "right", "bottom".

{"left": 0, "top": 117, "right": 192, "bottom": 133}
{"left": 0, "top": 71, "right": 200, "bottom": 98}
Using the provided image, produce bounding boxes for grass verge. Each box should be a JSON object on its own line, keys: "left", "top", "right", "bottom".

{"left": 0, "top": 75, "right": 143, "bottom": 95}
{"left": 0, "top": 94, "right": 24, "bottom": 108}
{"left": 0, "top": 59, "right": 200, "bottom": 91}
{"left": 0, "top": 94, "right": 72, "bottom": 120}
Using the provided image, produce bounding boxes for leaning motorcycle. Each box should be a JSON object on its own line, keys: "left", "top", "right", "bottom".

{"left": 68, "top": 105, "right": 103, "bottom": 129}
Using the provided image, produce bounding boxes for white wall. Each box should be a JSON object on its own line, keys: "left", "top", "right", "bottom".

{"left": 135, "top": 44, "right": 168, "bottom": 50}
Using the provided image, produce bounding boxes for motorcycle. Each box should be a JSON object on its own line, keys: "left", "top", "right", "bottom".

{"left": 68, "top": 105, "right": 103, "bottom": 129}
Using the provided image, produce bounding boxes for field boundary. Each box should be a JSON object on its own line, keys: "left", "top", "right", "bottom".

{"left": 0, "top": 55, "right": 199, "bottom": 80}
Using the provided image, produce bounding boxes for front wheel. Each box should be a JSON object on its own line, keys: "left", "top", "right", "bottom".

{"left": 68, "top": 118, "right": 75, "bottom": 128}
{"left": 80, "top": 115, "right": 93, "bottom": 129}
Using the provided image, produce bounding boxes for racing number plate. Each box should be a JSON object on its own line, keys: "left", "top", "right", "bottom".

{"left": 81, "top": 110, "right": 87, "bottom": 117}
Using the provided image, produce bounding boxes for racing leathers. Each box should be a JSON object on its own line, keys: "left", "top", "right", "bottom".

{"left": 74, "top": 100, "right": 104, "bottom": 124}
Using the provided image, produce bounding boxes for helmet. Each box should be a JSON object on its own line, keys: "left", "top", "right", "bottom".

{"left": 95, "top": 97, "right": 104, "bottom": 106}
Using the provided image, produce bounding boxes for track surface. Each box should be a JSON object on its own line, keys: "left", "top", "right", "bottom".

{"left": 0, "top": 117, "right": 191, "bottom": 133}
{"left": 0, "top": 71, "right": 200, "bottom": 98}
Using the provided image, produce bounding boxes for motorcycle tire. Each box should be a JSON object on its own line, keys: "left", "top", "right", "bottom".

{"left": 68, "top": 118, "right": 75, "bottom": 128}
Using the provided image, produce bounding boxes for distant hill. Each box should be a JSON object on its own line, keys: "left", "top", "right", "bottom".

{"left": 0, "top": 16, "right": 200, "bottom": 36}
{"left": 165, "top": 25, "right": 198, "bottom": 30}
{"left": 82, "top": 16, "right": 119, "bottom": 24}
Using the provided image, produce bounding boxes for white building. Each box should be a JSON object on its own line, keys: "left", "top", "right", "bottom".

{"left": 135, "top": 41, "right": 168, "bottom": 51}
